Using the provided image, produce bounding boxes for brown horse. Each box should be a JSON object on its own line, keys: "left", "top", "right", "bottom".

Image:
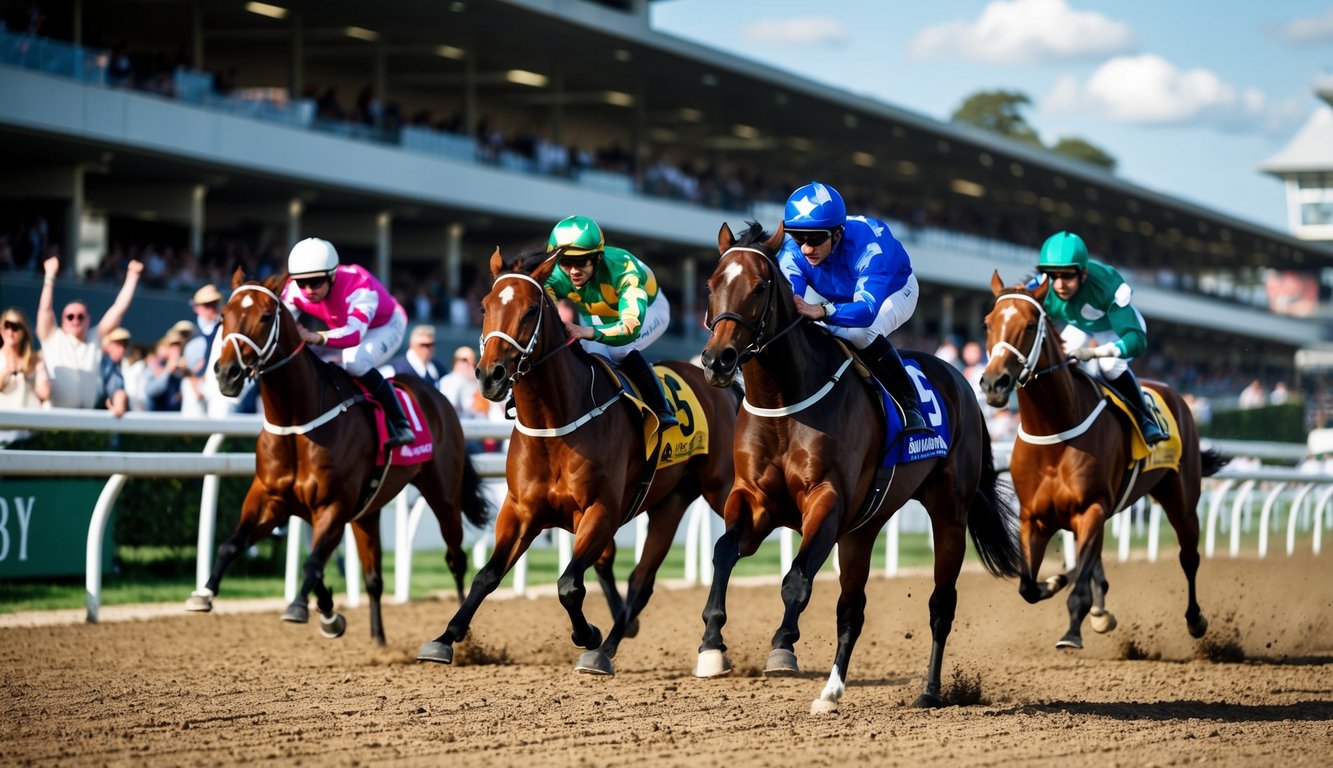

{"left": 193, "top": 270, "right": 490, "bottom": 645}
{"left": 416, "top": 245, "right": 740, "bottom": 675}
{"left": 695, "top": 222, "right": 1022, "bottom": 713}
{"left": 978, "top": 272, "right": 1228, "bottom": 649}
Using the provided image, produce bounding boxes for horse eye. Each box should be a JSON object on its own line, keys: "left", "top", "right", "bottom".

{"left": 752, "top": 281, "right": 767, "bottom": 296}
{"left": 478, "top": 305, "right": 486, "bottom": 317}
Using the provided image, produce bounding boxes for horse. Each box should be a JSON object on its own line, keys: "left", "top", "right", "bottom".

{"left": 695, "top": 222, "right": 1023, "bottom": 714}
{"left": 978, "top": 271, "right": 1229, "bottom": 649}
{"left": 189, "top": 269, "right": 491, "bottom": 645}
{"left": 416, "top": 244, "right": 740, "bottom": 676}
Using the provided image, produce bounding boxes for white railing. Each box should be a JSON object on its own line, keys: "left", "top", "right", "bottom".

{"left": 1, "top": 409, "right": 1329, "bottom": 623}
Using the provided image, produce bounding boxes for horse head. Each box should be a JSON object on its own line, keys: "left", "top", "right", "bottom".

{"left": 978, "top": 270, "right": 1055, "bottom": 408}
{"left": 699, "top": 221, "right": 787, "bottom": 387}
{"left": 477, "top": 245, "right": 562, "bottom": 402}
{"left": 214, "top": 267, "right": 292, "bottom": 397}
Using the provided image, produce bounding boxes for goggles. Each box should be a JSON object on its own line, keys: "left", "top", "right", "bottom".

{"left": 787, "top": 229, "right": 834, "bottom": 248}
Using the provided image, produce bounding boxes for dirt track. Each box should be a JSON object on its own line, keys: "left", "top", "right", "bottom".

{"left": 1, "top": 554, "right": 1330, "bottom": 767}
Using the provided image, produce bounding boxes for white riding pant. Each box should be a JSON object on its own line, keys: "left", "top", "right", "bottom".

{"left": 804, "top": 273, "right": 919, "bottom": 350}
{"left": 1059, "top": 308, "right": 1146, "bottom": 380}
{"left": 579, "top": 293, "right": 670, "bottom": 363}
{"left": 313, "top": 305, "right": 408, "bottom": 377}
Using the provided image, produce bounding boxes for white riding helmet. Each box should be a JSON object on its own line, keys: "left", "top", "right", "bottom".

{"left": 288, "top": 238, "right": 339, "bottom": 279}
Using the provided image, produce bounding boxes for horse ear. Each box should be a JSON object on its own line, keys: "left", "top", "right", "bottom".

{"left": 489, "top": 247, "right": 503, "bottom": 278}
{"left": 531, "top": 252, "right": 558, "bottom": 283}
{"left": 1033, "top": 276, "right": 1050, "bottom": 301}
{"left": 990, "top": 270, "right": 1004, "bottom": 297}
{"left": 264, "top": 272, "right": 288, "bottom": 294}
{"left": 231, "top": 265, "right": 247, "bottom": 290}
{"left": 717, "top": 222, "right": 735, "bottom": 255}
{"left": 765, "top": 223, "right": 785, "bottom": 253}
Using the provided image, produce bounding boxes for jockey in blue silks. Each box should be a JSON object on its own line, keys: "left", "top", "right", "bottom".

{"left": 777, "top": 181, "right": 930, "bottom": 435}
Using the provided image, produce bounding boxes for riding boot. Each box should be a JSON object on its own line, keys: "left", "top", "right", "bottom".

{"left": 620, "top": 349, "right": 679, "bottom": 431}
{"left": 861, "top": 336, "right": 931, "bottom": 437}
{"left": 360, "top": 368, "right": 415, "bottom": 450}
{"left": 1108, "top": 368, "right": 1166, "bottom": 446}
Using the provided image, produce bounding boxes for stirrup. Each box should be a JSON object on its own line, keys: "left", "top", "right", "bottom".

{"left": 900, "top": 406, "right": 932, "bottom": 436}
{"left": 386, "top": 424, "right": 414, "bottom": 449}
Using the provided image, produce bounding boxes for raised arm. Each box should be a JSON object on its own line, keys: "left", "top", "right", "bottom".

{"left": 36, "top": 256, "right": 59, "bottom": 342}
{"left": 98, "top": 260, "right": 144, "bottom": 338}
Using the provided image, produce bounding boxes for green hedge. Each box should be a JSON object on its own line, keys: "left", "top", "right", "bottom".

{"left": 1201, "top": 402, "right": 1306, "bottom": 443}
{"left": 20, "top": 430, "right": 262, "bottom": 577}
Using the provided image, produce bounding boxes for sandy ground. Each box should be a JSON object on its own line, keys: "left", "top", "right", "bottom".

{"left": 1, "top": 554, "right": 1329, "bottom": 767}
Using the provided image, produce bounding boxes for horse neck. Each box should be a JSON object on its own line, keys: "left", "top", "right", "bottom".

{"left": 741, "top": 282, "right": 840, "bottom": 407}
{"left": 1014, "top": 319, "right": 1089, "bottom": 432}
{"left": 256, "top": 315, "right": 330, "bottom": 425}
{"left": 511, "top": 304, "right": 597, "bottom": 428}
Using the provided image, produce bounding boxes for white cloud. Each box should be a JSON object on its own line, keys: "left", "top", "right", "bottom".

{"left": 907, "top": 0, "right": 1133, "bottom": 66}
{"left": 1043, "top": 54, "right": 1306, "bottom": 136}
{"left": 742, "top": 17, "right": 850, "bottom": 46}
{"left": 1277, "top": 8, "right": 1333, "bottom": 45}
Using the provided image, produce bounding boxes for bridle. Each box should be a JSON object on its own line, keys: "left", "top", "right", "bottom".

{"left": 479, "top": 270, "right": 576, "bottom": 384}
{"left": 219, "top": 285, "right": 305, "bottom": 378}
{"left": 988, "top": 291, "right": 1068, "bottom": 387}
{"left": 705, "top": 246, "right": 803, "bottom": 363}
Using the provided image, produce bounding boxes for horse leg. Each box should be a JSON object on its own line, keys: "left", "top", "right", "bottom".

{"left": 1088, "top": 551, "right": 1117, "bottom": 634}
{"left": 186, "top": 480, "right": 282, "bottom": 612}
{"left": 581, "top": 495, "right": 690, "bottom": 675}
{"left": 417, "top": 500, "right": 540, "bottom": 664}
{"left": 559, "top": 506, "right": 618, "bottom": 658}
{"left": 1057, "top": 507, "right": 1107, "bottom": 650}
{"left": 418, "top": 473, "right": 469, "bottom": 602}
{"left": 766, "top": 500, "right": 840, "bottom": 677}
{"left": 351, "top": 516, "right": 386, "bottom": 645}
{"left": 590, "top": 541, "right": 627, "bottom": 635}
{"left": 810, "top": 530, "right": 875, "bottom": 715}
{"left": 1017, "top": 513, "right": 1062, "bottom": 604}
{"left": 694, "top": 522, "right": 747, "bottom": 678}
{"left": 283, "top": 512, "right": 346, "bottom": 638}
{"left": 1156, "top": 481, "right": 1208, "bottom": 638}
{"left": 915, "top": 504, "right": 969, "bottom": 708}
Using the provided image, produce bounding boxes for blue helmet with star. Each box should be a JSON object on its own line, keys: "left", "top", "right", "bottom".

{"left": 783, "top": 181, "right": 846, "bottom": 230}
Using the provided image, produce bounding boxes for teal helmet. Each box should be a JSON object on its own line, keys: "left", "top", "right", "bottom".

{"left": 1037, "top": 231, "right": 1089, "bottom": 273}
{"left": 547, "top": 215, "right": 605, "bottom": 257}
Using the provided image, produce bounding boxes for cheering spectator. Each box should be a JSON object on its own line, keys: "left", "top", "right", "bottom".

{"left": 0, "top": 307, "right": 51, "bottom": 446}
{"left": 98, "top": 328, "right": 130, "bottom": 417}
{"left": 36, "top": 254, "right": 143, "bottom": 408}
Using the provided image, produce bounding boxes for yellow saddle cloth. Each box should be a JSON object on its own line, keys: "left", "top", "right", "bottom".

{"left": 592, "top": 359, "right": 712, "bottom": 469}
{"left": 1100, "top": 383, "right": 1182, "bottom": 473}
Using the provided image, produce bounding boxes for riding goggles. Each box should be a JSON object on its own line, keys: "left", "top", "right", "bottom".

{"left": 786, "top": 229, "right": 834, "bottom": 248}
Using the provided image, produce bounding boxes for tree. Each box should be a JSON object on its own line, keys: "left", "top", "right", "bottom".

{"left": 1050, "top": 136, "right": 1117, "bottom": 172}
{"left": 950, "top": 90, "right": 1042, "bottom": 147}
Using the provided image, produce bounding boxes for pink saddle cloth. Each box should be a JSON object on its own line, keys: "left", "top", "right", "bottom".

{"left": 353, "top": 380, "right": 434, "bottom": 467}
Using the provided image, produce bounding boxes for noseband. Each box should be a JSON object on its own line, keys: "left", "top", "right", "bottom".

{"left": 220, "top": 285, "right": 304, "bottom": 378}
{"left": 480, "top": 271, "right": 576, "bottom": 384}
{"left": 989, "top": 292, "right": 1067, "bottom": 387}
{"left": 705, "top": 246, "right": 803, "bottom": 362}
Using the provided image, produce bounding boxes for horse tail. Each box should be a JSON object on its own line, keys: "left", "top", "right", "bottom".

{"left": 459, "top": 453, "right": 492, "bottom": 528}
{"left": 1200, "top": 446, "right": 1231, "bottom": 478}
{"left": 966, "top": 420, "right": 1024, "bottom": 578}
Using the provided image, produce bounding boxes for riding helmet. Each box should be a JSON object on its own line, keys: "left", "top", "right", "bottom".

{"left": 547, "top": 215, "right": 605, "bottom": 257}
{"left": 783, "top": 181, "right": 847, "bottom": 230}
{"left": 1037, "top": 231, "right": 1089, "bottom": 273}
{"left": 288, "top": 237, "right": 340, "bottom": 278}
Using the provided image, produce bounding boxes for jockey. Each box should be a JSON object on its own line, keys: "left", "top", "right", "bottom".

{"left": 543, "top": 215, "right": 679, "bottom": 431}
{"left": 777, "top": 181, "right": 930, "bottom": 436}
{"left": 280, "top": 237, "right": 415, "bottom": 450}
{"left": 1035, "top": 231, "right": 1166, "bottom": 445}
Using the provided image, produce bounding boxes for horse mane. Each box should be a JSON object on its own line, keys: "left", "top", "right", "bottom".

{"left": 506, "top": 243, "right": 557, "bottom": 275}
{"left": 733, "top": 220, "right": 774, "bottom": 253}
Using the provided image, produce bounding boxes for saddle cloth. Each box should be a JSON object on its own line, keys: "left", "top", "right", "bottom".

{"left": 869, "top": 359, "right": 952, "bottom": 467}
{"left": 1100, "top": 383, "right": 1183, "bottom": 473}
{"left": 594, "top": 357, "right": 711, "bottom": 469}
{"left": 354, "top": 379, "right": 435, "bottom": 467}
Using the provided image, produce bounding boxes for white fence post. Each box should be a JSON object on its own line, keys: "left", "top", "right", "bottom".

{"left": 194, "top": 433, "right": 228, "bottom": 593}
{"left": 884, "top": 514, "right": 900, "bottom": 577}
{"left": 1257, "top": 483, "right": 1288, "bottom": 559}
{"left": 85, "top": 474, "right": 128, "bottom": 623}
{"left": 284, "top": 518, "right": 303, "bottom": 604}
{"left": 780, "top": 529, "right": 794, "bottom": 576}
{"left": 343, "top": 523, "right": 361, "bottom": 608}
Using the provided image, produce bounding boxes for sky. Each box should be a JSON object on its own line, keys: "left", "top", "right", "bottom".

{"left": 649, "top": 0, "right": 1333, "bottom": 234}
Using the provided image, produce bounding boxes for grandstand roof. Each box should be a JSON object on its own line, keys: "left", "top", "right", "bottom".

{"left": 1260, "top": 107, "right": 1333, "bottom": 176}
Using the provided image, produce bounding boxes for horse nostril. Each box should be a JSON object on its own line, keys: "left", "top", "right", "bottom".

{"left": 487, "top": 363, "right": 506, "bottom": 383}
{"left": 700, "top": 349, "right": 715, "bottom": 368}
{"left": 719, "top": 347, "right": 738, "bottom": 370}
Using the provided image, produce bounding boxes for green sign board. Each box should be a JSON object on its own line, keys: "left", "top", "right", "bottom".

{"left": 0, "top": 479, "right": 114, "bottom": 579}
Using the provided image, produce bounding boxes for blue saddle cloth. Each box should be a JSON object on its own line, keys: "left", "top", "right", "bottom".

{"left": 877, "top": 359, "right": 951, "bottom": 467}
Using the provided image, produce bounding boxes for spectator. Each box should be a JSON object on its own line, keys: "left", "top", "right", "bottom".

{"left": 383, "top": 324, "right": 442, "bottom": 387}
{"left": 145, "top": 335, "right": 187, "bottom": 411}
{"left": 439, "top": 345, "right": 482, "bottom": 418}
{"left": 98, "top": 328, "right": 130, "bottom": 417}
{"left": 36, "top": 254, "right": 143, "bottom": 408}
{"left": 0, "top": 306, "right": 51, "bottom": 446}
{"left": 1270, "top": 381, "right": 1291, "bottom": 406}
{"left": 122, "top": 341, "right": 150, "bottom": 412}
{"left": 1238, "top": 380, "right": 1266, "bottom": 410}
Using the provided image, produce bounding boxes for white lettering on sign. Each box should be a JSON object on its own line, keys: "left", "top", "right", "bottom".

{"left": 0, "top": 497, "right": 36, "bottom": 562}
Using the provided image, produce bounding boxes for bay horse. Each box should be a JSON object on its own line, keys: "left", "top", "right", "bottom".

{"left": 696, "top": 222, "right": 1022, "bottom": 714}
{"left": 416, "top": 244, "right": 740, "bottom": 676}
{"left": 191, "top": 269, "right": 490, "bottom": 645}
{"left": 978, "top": 272, "right": 1228, "bottom": 649}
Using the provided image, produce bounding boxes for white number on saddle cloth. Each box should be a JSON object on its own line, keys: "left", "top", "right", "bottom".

{"left": 906, "top": 364, "right": 944, "bottom": 427}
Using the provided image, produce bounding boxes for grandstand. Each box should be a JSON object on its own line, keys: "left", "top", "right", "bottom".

{"left": 1, "top": 0, "right": 1329, "bottom": 405}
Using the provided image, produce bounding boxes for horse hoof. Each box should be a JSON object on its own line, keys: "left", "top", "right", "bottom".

{"left": 810, "top": 698, "right": 840, "bottom": 715}
{"left": 416, "top": 641, "right": 454, "bottom": 664}
{"left": 1055, "top": 634, "right": 1084, "bottom": 650}
{"left": 184, "top": 592, "right": 213, "bottom": 612}
{"left": 1188, "top": 615, "right": 1209, "bottom": 639}
{"left": 319, "top": 612, "right": 346, "bottom": 639}
{"left": 623, "top": 617, "right": 640, "bottom": 639}
{"left": 1090, "top": 609, "right": 1117, "bottom": 634}
{"left": 912, "top": 693, "right": 944, "bottom": 709}
{"left": 763, "top": 648, "right": 800, "bottom": 676}
{"left": 572, "top": 625, "right": 604, "bottom": 651}
{"left": 281, "top": 603, "right": 309, "bottom": 624}
{"left": 575, "top": 650, "right": 615, "bottom": 676}
{"left": 693, "top": 649, "right": 733, "bottom": 678}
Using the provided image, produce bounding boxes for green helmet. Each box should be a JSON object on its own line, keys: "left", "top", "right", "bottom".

{"left": 547, "top": 215, "right": 605, "bottom": 257}
{"left": 1037, "top": 231, "right": 1089, "bottom": 273}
